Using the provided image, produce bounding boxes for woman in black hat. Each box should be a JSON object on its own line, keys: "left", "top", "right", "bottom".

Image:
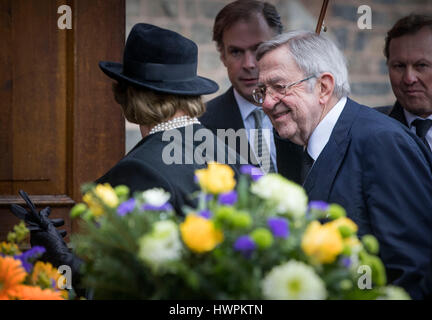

{"left": 96, "top": 23, "right": 241, "bottom": 215}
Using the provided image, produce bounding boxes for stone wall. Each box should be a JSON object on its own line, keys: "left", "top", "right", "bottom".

{"left": 125, "top": 0, "right": 432, "bottom": 152}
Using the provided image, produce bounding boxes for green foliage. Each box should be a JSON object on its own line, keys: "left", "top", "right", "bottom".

{"left": 7, "top": 220, "right": 29, "bottom": 245}
{"left": 362, "top": 234, "right": 380, "bottom": 255}
{"left": 327, "top": 203, "right": 347, "bottom": 220}
{"left": 250, "top": 228, "right": 274, "bottom": 249}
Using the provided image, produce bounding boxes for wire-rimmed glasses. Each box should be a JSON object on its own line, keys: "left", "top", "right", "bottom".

{"left": 252, "top": 75, "right": 315, "bottom": 104}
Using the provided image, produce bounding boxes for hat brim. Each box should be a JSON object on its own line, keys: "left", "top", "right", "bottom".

{"left": 99, "top": 61, "right": 219, "bottom": 96}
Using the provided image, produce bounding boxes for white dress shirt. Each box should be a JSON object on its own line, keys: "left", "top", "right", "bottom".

{"left": 307, "top": 96, "right": 347, "bottom": 161}
{"left": 233, "top": 89, "right": 277, "bottom": 171}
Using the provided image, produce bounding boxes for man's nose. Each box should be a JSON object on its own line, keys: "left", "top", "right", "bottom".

{"left": 242, "top": 51, "right": 257, "bottom": 70}
{"left": 261, "top": 92, "right": 277, "bottom": 112}
{"left": 402, "top": 66, "right": 418, "bottom": 85}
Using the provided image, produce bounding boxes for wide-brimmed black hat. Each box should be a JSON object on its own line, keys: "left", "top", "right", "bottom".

{"left": 99, "top": 23, "right": 218, "bottom": 95}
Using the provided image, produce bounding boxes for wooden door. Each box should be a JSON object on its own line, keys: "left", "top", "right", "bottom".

{"left": 0, "top": 0, "right": 125, "bottom": 242}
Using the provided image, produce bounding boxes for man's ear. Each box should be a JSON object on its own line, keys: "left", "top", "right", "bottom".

{"left": 317, "top": 72, "right": 335, "bottom": 105}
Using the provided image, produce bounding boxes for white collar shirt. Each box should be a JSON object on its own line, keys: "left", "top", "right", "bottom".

{"left": 233, "top": 88, "right": 277, "bottom": 171}
{"left": 307, "top": 96, "right": 347, "bottom": 161}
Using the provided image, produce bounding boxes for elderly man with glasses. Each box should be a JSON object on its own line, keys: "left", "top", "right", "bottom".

{"left": 254, "top": 30, "right": 432, "bottom": 299}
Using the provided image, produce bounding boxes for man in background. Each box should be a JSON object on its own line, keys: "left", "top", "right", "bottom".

{"left": 380, "top": 13, "right": 432, "bottom": 300}
{"left": 199, "top": 0, "right": 283, "bottom": 173}
{"left": 377, "top": 14, "right": 432, "bottom": 152}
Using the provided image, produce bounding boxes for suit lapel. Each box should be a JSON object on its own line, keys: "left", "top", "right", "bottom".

{"left": 274, "top": 129, "right": 303, "bottom": 184}
{"left": 219, "top": 87, "right": 245, "bottom": 132}
{"left": 388, "top": 101, "right": 408, "bottom": 127}
{"left": 303, "top": 98, "right": 359, "bottom": 201}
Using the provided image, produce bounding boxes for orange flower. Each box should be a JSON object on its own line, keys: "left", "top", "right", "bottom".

{"left": 29, "top": 262, "right": 69, "bottom": 299}
{"left": 12, "top": 285, "right": 64, "bottom": 300}
{"left": 0, "top": 256, "right": 27, "bottom": 300}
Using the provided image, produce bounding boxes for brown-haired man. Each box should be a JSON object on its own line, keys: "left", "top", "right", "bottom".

{"left": 377, "top": 13, "right": 432, "bottom": 299}
{"left": 199, "top": 0, "right": 283, "bottom": 173}
{"left": 377, "top": 14, "right": 432, "bottom": 152}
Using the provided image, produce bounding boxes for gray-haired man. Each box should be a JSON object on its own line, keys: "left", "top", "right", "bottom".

{"left": 255, "top": 30, "right": 432, "bottom": 299}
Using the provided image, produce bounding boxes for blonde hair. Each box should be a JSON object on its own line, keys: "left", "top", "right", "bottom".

{"left": 112, "top": 82, "right": 206, "bottom": 126}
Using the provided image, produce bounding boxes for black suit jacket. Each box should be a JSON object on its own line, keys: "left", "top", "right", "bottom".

{"left": 278, "top": 98, "right": 432, "bottom": 299}
{"left": 375, "top": 101, "right": 409, "bottom": 126}
{"left": 96, "top": 124, "right": 240, "bottom": 215}
{"left": 200, "top": 87, "right": 260, "bottom": 167}
{"left": 201, "top": 87, "right": 245, "bottom": 133}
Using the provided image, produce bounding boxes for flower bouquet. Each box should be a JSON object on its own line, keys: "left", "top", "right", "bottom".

{"left": 70, "top": 163, "right": 410, "bottom": 300}
{"left": 0, "top": 222, "right": 67, "bottom": 300}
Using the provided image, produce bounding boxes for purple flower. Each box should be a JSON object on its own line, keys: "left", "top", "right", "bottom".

{"left": 17, "top": 259, "right": 33, "bottom": 273}
{"left": 218, "top": 191, "right": 237, "bottom": 206}
{"left": 308, "top": 201, "right": 329, "bottom": 212}
{"left": 240, "top": 165, "right": 264, "bottom": 181}
{"left": 117, "top": 198, "right": 136, "bottom": 216}
{"left": 199, "top": 209, "right": 212, "bottom": 219}
{"left": 142, "top": 203, "right": 173, "bottom": 211}
{"left": 20, "top": 246, "right": 46, "bottom": 259}
{"left": 267, "top": 217, "right": 290, "bottom": 239}
{"left": 14, "top": 246, "right": 46, "bottom": 273}
{"left": 234, "top": 235, "right": 256, "bottom": 258}
{"left": 340, "top": 257, "right": 352, "bottom": 268}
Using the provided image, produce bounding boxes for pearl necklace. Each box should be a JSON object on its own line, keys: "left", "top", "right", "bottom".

{"left": 149, "top": 115, "right": 201, "bottom": 135}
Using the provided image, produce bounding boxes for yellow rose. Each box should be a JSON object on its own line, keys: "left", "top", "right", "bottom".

{"left": 180, "top": 214, "right": 223, "bottom": 253}
{"left": 83, "top": 183, "right": 119, "bottom": 217}
{"left": 195, "top": 162, "right": 236, "bottom": 194}
{"left": 301, "top": 221, "right": 344, "bottom": 264}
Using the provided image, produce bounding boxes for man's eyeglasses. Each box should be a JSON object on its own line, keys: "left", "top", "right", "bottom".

{"left": 252, "top": 75, "right": 315, "bottom": 104}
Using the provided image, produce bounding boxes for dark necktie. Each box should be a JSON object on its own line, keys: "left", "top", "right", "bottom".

{"left": 300, "top": 149, "right": 314, "bottom": 185}
{"left": 412, "top": 119, "right": 432, "bottom": 152}
{"left": 252, "top": 109, "right": 276, "bottom": 173}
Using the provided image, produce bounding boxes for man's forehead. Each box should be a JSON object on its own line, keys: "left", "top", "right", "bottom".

{"left": 258, "top": 66, "right": 302, "bottom": 85}
{"left": 222, "top": 15, "right": 275, "bottom": 46}
{"left": 258, "top": 48, "right": 300, "bottom": 80}
{"left": 225, "top": 41, "right": 262, "bottom": 51}
{"left": 389, "top": 27, "right": 432, "bottom": 58}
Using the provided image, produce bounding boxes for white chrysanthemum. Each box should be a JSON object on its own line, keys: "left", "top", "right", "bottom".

{"left": 138, "top": 220, "right": 182, "bottom": 270}
{"left": 262, "top": 260, "right": 327, "bottom": 300}
{"left": 141, "top": 188, "right": 171, "bottom": 206}
{"left": 251, "top": 174, "right": 308, "bottom": 219}
{"left": 378, "top": 286, "right": 411, "bottom": 300}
